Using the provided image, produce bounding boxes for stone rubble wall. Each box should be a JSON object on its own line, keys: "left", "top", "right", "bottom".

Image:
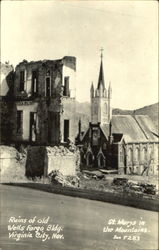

{"left": 0, "top": 145, "right": 27, "bottom": 183}
{"left": 45, "top": 146, "right": 76, "bottom": 176}
{"left": 26, "top": 145, "right": 79, "bottom": 177}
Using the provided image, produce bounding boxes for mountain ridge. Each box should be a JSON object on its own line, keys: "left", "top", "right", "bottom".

{"left": 75, "top": 102, "right": 158, "bottom": 131}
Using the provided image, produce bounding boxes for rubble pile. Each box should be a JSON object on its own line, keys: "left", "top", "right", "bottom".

{"left": 48, "top": 170, "right": 80, "bottom": 187}
{"left": 16, "top": 145, "right": 27, "bottom": 164}
{"left": 112, "top": 177, "right": 157, "bottom": 195}
{"left": 82, "top": 170, "right": 105, "bottom": 180}
{"left": 140, "top": 183, "right": 156, "bottom": 195}
{"left": 113, "top": 177, "right": 128, "bottom": 186}
{"left": 46, "top": 146, "right": 74, "bottom": 156}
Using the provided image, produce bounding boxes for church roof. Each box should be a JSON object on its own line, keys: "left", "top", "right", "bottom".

{"left": 111, "top": 115, "right": 158, "bottom": 143}
{"left": 100, "top": 124, "right": 109, "bottom": 139}
{"left": 97, "top": 59, "right": 105, "bottom": 89}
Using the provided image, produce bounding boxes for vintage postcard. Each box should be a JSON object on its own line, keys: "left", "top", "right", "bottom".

{"left": 0, "top": 1, "right": 158, "bottom": 250}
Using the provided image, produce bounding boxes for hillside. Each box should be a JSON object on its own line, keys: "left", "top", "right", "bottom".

{"left": 134, "top": 103, "right": 158, "bottom": 128}
{"left": 75, "top": 102, "right": 158, "bottom": 131}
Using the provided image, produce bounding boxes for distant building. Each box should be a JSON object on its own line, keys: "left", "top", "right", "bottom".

{"left": 77, "top": 53, "right": 159, "bottom": 175}
{"left": 1, "top": 56, "right": 77, "bottom": 145}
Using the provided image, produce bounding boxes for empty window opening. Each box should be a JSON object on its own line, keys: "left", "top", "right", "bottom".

{"left": 64, "top": 119, "right": 69, "bottom": 142}
{"left": 30, "top": 112, "right": 37, "bottom": 142}
{"left": 63, "top": 77, "right": 70, "bottom": 96}
{"left": 20, "top": 71, "right": 25, "bottom": 91}
{"left": 45, "top": 77, "right": 51, "bottom": 97}
{"left": 17, "top": 111, "right": 23, "bottom": 133}
{"left": 32, "top": 71, "right": 38, "bottom": 94}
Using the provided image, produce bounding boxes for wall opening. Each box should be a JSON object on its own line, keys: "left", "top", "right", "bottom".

{"left": 64, "top": 119, "right": 69, "bottom": 142}
{"left": 45, "top": 77, "right": 51, "bottom": 97}
{"left": 20, "top": 71, "right": 25, "bottom": 91}
{"left": 30, "top": 112, "right": 37, "bottom": 142}
{"left": 17, "top": 110, "right": 23, "bottom": 134}
{"left": 63, "top": 76, "right": 70, "bottom": 96}
{"left": 32, "top": 71, "right": 38, "bottom": 94}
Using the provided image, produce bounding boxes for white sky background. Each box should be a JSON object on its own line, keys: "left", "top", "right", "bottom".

{"left": 1, "top": 1, "right": 158, "bottom": 109}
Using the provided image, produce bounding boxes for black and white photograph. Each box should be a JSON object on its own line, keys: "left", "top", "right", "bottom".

{"left": 0, "top": 1, "right": 158, "bottom": 250}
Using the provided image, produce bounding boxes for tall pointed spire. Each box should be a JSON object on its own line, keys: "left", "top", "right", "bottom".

{"left": 97, "top": 48, "right": 105, "bottom": 90}
{"left": 90, "top": 82, "right": 94, "bottom": 98}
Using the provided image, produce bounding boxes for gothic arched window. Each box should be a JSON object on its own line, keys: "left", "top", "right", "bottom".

{"left": 128, "top": 148, "right": 133, "bottom": 162}
{"left": 135, "top": 148, "right": 140, "bottom": 161}
{"left": 98, "top": 154, "right": 105, "bottom": 168}
{"left": 105, "top": 103, "right": 107, "bottom": 113}
{"left": 143, "top": 147, "right": 147, "bottom": 161}
{"left": 87, "top": 152, "right": 93, "bottom": 166}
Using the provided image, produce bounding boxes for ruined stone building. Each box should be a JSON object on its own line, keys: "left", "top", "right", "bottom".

{"left": 76, "top": 53, "right": 159, "bottom": 175}
{"left": 0, "top": 57, "right": 77, "bottom": 145}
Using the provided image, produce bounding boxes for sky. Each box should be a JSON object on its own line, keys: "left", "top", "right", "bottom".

{"left": 1, "top": 1, "right": 158, "bottom": 109}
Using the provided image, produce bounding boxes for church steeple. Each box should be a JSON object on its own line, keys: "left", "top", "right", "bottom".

{"left": 97, "top": 48, "right": 105, "bottom": 90}
{"left": 91, "top": 49, "right": 112, "bottom": 125}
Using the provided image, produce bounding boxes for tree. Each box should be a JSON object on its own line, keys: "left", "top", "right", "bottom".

{"left": 141, "top": 152, "right": 153, "bottom": 176}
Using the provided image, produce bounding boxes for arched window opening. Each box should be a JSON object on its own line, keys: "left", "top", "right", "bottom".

{"left": 98, "top": 154, "right": 105, "bottom": 168}
{"left": 143, "top": 147, "right": 147, "bottom": 161}
{"left": 135, "top": 148, "right": 140, "bottom": 162}
{"left": 87, "top": 153, "right": 93, "bottom": 166}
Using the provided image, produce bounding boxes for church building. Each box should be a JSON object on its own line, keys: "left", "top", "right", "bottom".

{"left": 77, "top": 52, "right": 159, "bottom": 176}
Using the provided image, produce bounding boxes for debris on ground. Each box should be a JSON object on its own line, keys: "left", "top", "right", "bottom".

{"left": 100, "top": 169, "right": 118, "bottom": 175}
{"left": 82, "top": 170, "right": 104, "bottom": 180}
{"left": 140, "top": 183, "right": 156, "bottom": 195}
{"left": 113, "top": 177, "right": 128, "bottom": 186}
{"left": 48, "top": 170, "right": 80, "bottom": 187}
{"left": 112, "top": 177, "right": 157, "bottom": 195}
